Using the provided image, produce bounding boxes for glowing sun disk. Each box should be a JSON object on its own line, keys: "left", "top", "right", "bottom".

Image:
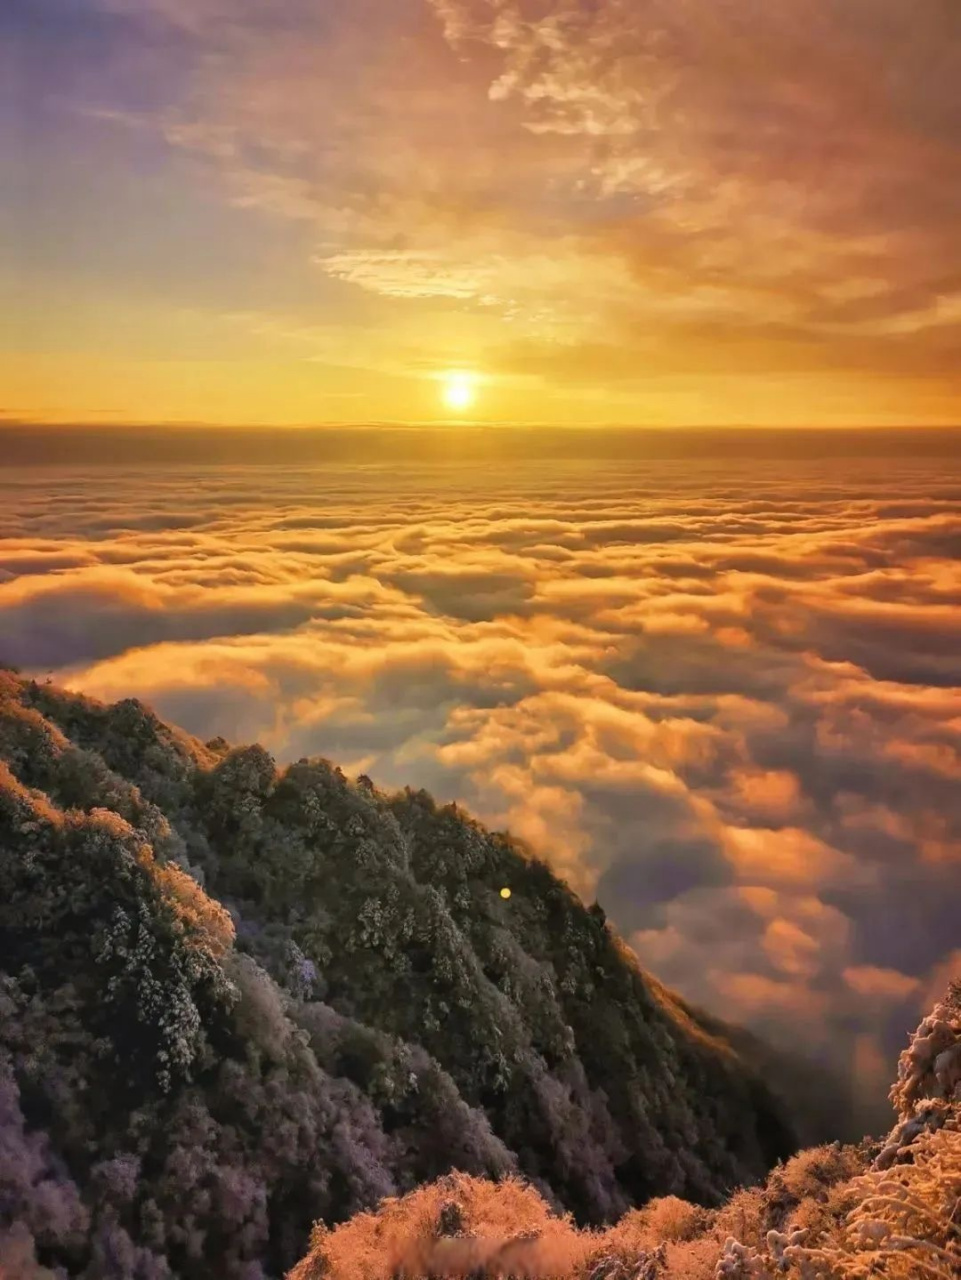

{"left": 442, "top": 371, "right": 477, "bottom": 413}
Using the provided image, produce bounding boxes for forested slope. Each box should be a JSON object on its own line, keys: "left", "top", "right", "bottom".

{"left": 1, "top": 672, "right": 799, "bottom": 1277}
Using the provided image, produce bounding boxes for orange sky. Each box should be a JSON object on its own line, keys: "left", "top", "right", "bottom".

{"left": 4, "top": 0, "right": 961, "bottom": 426}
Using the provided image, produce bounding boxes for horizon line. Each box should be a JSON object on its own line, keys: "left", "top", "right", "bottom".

{"left": 3, "top": 419, "right": 961, "bottom": 434}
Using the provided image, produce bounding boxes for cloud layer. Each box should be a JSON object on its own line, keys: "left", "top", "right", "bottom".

{"left": 3, "top": 445, "right": 960, "bottom": 1117}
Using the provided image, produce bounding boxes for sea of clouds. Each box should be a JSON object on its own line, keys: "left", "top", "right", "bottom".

{"left": 3, "top": 440, "right": 960, "bottom": 1117}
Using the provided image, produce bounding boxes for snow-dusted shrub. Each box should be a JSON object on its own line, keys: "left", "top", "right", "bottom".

{"left": 601, "top": 1196, "right": 712, "bottom": 1258}
{"left": 712, "top": 1187, "right": 767, "bottom": 1251}
{"left": 289, "top": 1171, "right": 591, "bottom": 1280}
{"left": 762, "top": 1124, "right": 961, "bottom": 1280}
{"left": 889, "top": 982, "right": 961, "bottom": 1123}
{"left": 873, "top": 983, "right": 961, "bottom": 1174}
{"left": 775, "top": 1146, "right": 863, "bottom": 1206}
{"left": 834, "top": 1125, "right": 960, "bottom": 1279}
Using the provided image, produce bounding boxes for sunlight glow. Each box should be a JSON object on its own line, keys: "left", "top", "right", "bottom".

{"left": 442, "top": 371, "right": 477, "bottom": 414}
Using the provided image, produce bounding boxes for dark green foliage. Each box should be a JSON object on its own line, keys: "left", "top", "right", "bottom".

{"left": 0, "top": 672, "right": 799, "bottom": 1276}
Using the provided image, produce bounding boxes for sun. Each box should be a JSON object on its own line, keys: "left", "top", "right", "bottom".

{"left": 441, "top": 371, "right": 477, "bottom": 414}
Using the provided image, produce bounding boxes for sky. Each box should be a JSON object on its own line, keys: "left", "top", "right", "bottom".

{"left": 3, "top": 442, "right": 961, "bottom": 1123}
{"left": 3, "top": 0, "right": 961, "bottom": 427}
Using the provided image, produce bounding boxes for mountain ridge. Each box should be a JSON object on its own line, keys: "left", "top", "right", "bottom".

{"left": 2, "top": 670, "right": 808, "bottom": 1277}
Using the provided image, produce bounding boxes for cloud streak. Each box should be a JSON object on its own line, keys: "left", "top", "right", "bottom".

{"left": 155, "top": 0, "right": 961, "bottom": 392}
